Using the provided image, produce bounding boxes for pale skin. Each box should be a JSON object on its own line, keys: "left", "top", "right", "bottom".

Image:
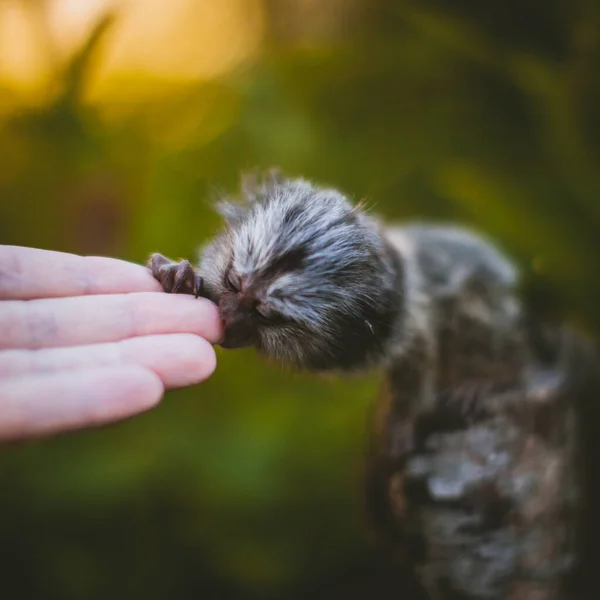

{"left": 0, "top": 245, "right": 223, "bottom": 442}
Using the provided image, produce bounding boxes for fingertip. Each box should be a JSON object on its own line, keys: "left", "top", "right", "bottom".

{"left": 195, "top": 336, "right": 218, "bottom": 381}
{"left": 122, "top": 365, "right": 164, "bottom": 411}
{"left": 84, "top": 255, "right": 164, "bottom": 294}
{"left": 191, "top": 297, "right": 224, "bottom": 344}
{"left": 159, "top": 294, "right": 224, "bottom": 343}
{"left": 161, "top": 334, "right": 217, "bottom": 389}
{"left": 66, "top": 366, "right": 165, "bottom": 425}
{"left": 132, "top": 293, "right": 224, "bottom": 343}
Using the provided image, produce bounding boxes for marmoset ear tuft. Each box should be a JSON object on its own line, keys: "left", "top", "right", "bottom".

{"left": 214, "top": 200, "right": 249, "bottom": 225}
{"left": 214, "top": 168, "right": 286, "bottom": 224}
{"left": 240, "top": 168, "right": 285, "bottom": 201}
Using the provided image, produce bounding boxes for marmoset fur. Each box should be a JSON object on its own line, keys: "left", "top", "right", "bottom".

{"left": 149, "top": 171, "right": 597, "bottom": 600}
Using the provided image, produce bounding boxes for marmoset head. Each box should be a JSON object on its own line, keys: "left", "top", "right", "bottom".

{"left": 199, "top": 173, "right": 404, "bottom": 371}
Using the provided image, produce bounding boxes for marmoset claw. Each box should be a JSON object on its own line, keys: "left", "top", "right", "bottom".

{"left": 147, "top": 253, "right": 203, "bottom": 298}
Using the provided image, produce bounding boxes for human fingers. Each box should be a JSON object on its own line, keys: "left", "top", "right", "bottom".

{"left": 0, "top": 245, "right": 162, "bottom": 300}
{"left": 0, "top": 292, "right": 223, "bottom": 350}
{"left": 0, "top": 334, "right": 217, "bottom": 390}
{"left": 0, "top": 365, "right": 163, "bottom": 442}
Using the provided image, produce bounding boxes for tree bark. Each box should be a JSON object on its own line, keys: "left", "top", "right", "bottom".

{"left": 367, "top": 324, "right": 600, "bottom": 599}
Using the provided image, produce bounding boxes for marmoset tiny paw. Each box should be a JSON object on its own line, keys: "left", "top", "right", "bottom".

{"left": 148, "top": 253, "right": 203, "bottom": 298}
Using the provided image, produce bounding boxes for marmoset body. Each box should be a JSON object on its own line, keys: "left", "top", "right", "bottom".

{"left": 149, "top": 173, "right": 594, "bottom": 600}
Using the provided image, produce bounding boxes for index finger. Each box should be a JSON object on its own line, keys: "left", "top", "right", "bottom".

{"left": 0, "top": 245, "right": 162, "bottom": 300}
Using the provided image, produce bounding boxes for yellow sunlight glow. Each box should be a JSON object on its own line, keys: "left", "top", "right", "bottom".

{"left": 0, "top": 0, "right": 264, "bottom": 105}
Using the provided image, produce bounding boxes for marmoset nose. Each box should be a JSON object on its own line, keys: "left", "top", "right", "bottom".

{"left": 218, "top": 292, "right": 259, "bottom": 349}
{"left": 236, "top": 275, "right": 266, "bottom": 308}
{"left": 237, "top": 290, "right": 262, "bottom": 311}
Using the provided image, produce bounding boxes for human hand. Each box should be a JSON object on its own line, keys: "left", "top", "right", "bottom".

{"left": 0, "top": 245, "right": 222, "bottom": 442}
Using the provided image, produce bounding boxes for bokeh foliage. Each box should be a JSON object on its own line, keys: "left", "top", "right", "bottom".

{"left": 1, "top": 1, "right": 600, "bottom": 598}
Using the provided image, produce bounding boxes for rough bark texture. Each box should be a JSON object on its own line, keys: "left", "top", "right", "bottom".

{"left": 366, "top": 317, "right": 599, "bottom": 600}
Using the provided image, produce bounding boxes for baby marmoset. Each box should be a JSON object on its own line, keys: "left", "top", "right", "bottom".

{"left": 149, "top": 172, "right": 594, "bottom": 600}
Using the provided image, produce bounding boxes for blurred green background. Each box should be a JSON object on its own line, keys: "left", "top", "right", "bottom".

{"left": 1, "top": 1, "right": 600, "bottom": 598}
